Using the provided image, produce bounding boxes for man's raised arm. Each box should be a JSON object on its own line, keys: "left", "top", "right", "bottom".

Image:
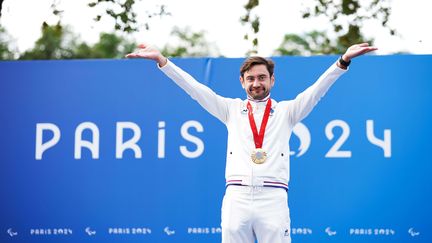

{"left": 288, "top": 43, "right": 378, "bottom": 125}
{"left": 126, "top": 44, "right": 230, "bottom": 123}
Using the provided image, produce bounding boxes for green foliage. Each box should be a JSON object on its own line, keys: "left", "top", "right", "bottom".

{"left": 88, "top": 0, "right": 170, "bottom": 33}
{"left": 0, "top": 26, "right": 14, "bottom": 60}
{"left": 88, "top": 0, "right": 138, "bottom": 33}
{"left": 299, "top": 0, "right": 394, "bottom": 53}
{"left": 4, "top": 0, "right": 167, "bottom": 59}
{"left": 70, "top": 33, "right": 135, "bottom": 59}
{"left": 240, "top": 0, "right": 260, "bottom": 55}
{"left": 19, "top": 22, "right": 73, "bottom": 60}
{"left": 161, "top": 27, "right": 220, "bottom": 57}
{"left": 274, "top": 31, "right": 339, "bottom": 56}
{"left": 19, "top": 22, "right": 136, "bottom": 60}
{"left": 85, "top": 33, "right": 134, "bottom": 58}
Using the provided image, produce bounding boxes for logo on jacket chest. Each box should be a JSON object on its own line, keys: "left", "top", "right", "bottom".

{"left": 240, "top": 106, "right": 275, "bottom": 116}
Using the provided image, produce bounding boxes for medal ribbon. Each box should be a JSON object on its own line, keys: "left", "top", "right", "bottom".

{"left": 247, "top": 99, "right": 272, "bottom": 149}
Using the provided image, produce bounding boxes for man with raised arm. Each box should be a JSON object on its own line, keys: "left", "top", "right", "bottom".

{"left": 126, "top": 43, "right": 377, "bottom": 243}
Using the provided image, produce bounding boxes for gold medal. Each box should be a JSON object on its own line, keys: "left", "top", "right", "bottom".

{"left": 251, "top": 148, "right": 267, "bottom": 164}
{"left": 247, "top": 99, "right": 272, "bottom": 165}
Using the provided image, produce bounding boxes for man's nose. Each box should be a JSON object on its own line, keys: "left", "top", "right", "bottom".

{"left": 253, "top": 79, "right": 260, "bottom": 87}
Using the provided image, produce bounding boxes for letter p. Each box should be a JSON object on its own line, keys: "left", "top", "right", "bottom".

{"left": 35, "top": 123, "right": 61, "bottom": 160}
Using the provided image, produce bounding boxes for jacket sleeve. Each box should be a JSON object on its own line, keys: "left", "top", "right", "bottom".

{"left": 288, "top": 61, "right": 347, "bottom": 125}
{"left": 159, "top": 59, "right": 230, "bottom": 123}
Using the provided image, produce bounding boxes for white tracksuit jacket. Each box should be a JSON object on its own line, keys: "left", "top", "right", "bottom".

{"left": 160, "top": 59, "right": 347, "bottom": 190}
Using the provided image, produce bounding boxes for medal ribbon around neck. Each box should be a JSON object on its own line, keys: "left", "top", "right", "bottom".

{"left": 246, "top": 99, "right": 272, "bottom": 149}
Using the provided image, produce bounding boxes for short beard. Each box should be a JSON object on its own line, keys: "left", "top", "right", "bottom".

{"left": 248, "top": 88, "right": 269, "bottom": 100}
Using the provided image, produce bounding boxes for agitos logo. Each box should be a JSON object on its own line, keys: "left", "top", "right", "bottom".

{"left": 290, "top": 122, "right": 311, "bottom": 157}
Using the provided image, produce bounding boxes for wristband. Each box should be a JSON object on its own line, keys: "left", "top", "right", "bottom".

{"left": 339, "top": 56, "right": 351, "bottom": 67}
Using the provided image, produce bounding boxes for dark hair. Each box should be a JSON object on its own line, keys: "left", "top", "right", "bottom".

{"left": 240, "top": 56, "right": 275, "bottom": 78}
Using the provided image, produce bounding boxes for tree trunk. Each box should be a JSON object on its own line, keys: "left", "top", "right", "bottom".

{"left": 0, "top": 0, "right": 4, "bottom": 18}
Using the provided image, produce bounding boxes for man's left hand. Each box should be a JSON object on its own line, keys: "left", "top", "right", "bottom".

{"left": 342, "top": 43, "right": 378, "bottom": 62}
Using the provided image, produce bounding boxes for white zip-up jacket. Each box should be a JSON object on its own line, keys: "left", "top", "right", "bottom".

{"left": 160, "top": 59, "right": 347, "bottom": 190}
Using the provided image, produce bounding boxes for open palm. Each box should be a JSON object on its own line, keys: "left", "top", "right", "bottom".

{"left": 125, "top": 43, "right": 167, "bottom": 66}
{"left": 343, "top": 43, "right": 378, "bottom": 61}
{"left": 126, "top": 44, "right": 160, "bottom": 59}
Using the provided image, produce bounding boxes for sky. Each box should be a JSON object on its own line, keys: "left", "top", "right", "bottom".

{"left": 1, "top": 0, "right": 432, "bottom": 57}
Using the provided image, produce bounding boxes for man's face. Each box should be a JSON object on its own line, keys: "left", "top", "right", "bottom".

{"left": 240, "top": 64, "right": 275, "bottom": 100}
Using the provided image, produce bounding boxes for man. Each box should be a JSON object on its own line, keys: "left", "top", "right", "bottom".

{"left": 126, "top": 43, "right": 377, "bottom": 243}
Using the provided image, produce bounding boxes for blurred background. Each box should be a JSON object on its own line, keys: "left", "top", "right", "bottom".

{"left": 1, "top": 0, "right": 432, "bottom": 60}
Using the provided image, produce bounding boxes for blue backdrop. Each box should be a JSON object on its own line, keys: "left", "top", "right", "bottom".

{"left": 1, "top": 55, "right": 431, "bottom": 242}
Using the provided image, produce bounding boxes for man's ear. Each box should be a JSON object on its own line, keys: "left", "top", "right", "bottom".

{"left": 271, "top": 74, "right": 275, "bottom": 87}
{"left": 239, "top": 76, "right": 245, "bottom": 89}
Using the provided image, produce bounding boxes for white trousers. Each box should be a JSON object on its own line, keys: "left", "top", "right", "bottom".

{"left": 221, "top": 185, "right": 291, "bottom": 243}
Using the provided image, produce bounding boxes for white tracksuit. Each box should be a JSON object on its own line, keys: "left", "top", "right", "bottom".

{"left": 159, "top": 59, "right": 347, "bottom": 242}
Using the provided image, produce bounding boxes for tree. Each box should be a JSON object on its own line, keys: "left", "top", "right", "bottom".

{"left": 71, "top": 33, "right": 136, "bottom": 59}
{"left": 88, "top": 0, "right": 170, "bottom": 33}
{"left": 19, "top": 21, "right": 136, "bottom": 60}
{"left": 0, "top": 25, "right": 14, "bottom": 60}
{"left": 0, "top": 0, "right": 171, "bottom": 59}
{"left": 19, "top": 22, "right": 73, "bottom": 60}
{"left": 298, "top": 0, "right": 395, "bottom": 54}
{"left": 241, "top": 0, "right": 394, "bottom": 55}
{"left": 0, "top": 0, "right": 4, "bottom": 18}
{"left": 240, "top": 0, "right": 260, "bottom": 55}
{"left": 3, "top": 1, "right": 219, "bottom": 59}
{"left": 274, "top": 31, "right": 338, "bottom": 56}
{"left": 161, "top": 26, "right": 220, "bottom": 57}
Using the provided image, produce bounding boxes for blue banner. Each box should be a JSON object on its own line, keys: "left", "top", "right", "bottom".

{"left": 1, "top": 55, "right": 431, "bottom": 242}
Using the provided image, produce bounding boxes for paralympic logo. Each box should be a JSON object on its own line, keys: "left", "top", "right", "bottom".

{"left": 408, "top": 228, "right": 420, "bottom": 237}
{"left": 325, "top": 227, "right": 337, "bottom": 236}
{"left": 7, "top": 228, "right": 18, "bottom": 237}
{"left": 164, "top": 227, "right": 175, "bottom": 236}
{"left": 85, "top": 227, "right": 96, "bottom": 236}
{"left": 290, "top": 122, "right": 311, "bottom": 157}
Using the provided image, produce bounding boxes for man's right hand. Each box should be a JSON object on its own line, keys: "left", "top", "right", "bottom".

{"left": 125, "top": 44, "right": 168, "bottom": 67}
